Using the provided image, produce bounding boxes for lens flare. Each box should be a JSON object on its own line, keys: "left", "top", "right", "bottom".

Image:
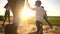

{"left": 20, "top": 3, "right": 35, "bottom": 20}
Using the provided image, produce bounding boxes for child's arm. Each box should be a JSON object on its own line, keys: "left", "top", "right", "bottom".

{"left": 26, "top": 0, "right": 36, "bottom": 10}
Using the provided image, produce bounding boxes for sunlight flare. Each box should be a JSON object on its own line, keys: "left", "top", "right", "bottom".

{"left": 20, "top": 1, "right": 35, "bottom": 20}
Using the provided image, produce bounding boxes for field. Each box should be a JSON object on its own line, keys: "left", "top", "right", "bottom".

{"left": 0, "top": 16, "right": 13, "bottom": 21}
{"left": 43, "top": 17, "right": 60, "bottom": 26}
{"left": 26, "top": 16, "right": 60, "bottom": 26}
{"left": 0, "top": 16, "right": 60, "bottom": 26}
{"left": 0, "top": 16, "right": 60, "bottom": 34}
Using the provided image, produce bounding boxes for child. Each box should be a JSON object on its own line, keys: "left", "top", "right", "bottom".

{"left": 41, "top": 6, "right": 52, "bottom": 28}
{"left": 26, "top": 0, "right": 46, "bottom": 34}
{"left": 2, "top": 3, "right": 10, "bottom": 26}
{"left": 26, "top": 0, "right": 45, "bottom": 34}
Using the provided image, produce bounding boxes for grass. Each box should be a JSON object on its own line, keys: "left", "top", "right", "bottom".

{"left": 0, "top": 16, "right": 60, "bottom": 26}
{"left": 0, "top": 16, "right": 4, "bottom": 21}
{"left": 43, "top": 17, "right": 60, "bottom": 26}
{"left": 28, "top": 17, "right": 60, "bottom": 26}
{"left": 0, "top": 16, "right": 13, "bottom": 22}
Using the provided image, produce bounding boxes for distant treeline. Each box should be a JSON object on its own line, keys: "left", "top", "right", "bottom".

{"left": 48, "top": 16, "right": 60, "bottom": 18}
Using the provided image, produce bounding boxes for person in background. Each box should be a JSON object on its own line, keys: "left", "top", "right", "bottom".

{"left": 2, "top": 3, "right": 10, "bottom": 26}
{"left": 41, "top": 6, "right": 52, "bottom": 28}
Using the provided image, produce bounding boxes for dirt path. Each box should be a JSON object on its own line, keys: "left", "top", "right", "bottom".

{"left": 0, "top": 21, "right": 60, "bottom": 34}
{"left": 17, "top": 24, "right": 60, "bottom": 34}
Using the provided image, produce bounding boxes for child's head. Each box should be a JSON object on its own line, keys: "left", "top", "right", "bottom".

{"left": 35, "top": 1, "right": 41, "bottom": 7}
{"left": 41, "top": 6, "right": 44, "bottom": 8}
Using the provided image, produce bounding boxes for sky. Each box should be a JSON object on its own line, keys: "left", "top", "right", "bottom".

{"left": 0, "top": 0, "right": 60, "bottom": 16}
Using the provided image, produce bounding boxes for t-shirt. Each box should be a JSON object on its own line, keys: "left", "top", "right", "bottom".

{"left": 36, "top": 6, "right": 46, "bottom": 22}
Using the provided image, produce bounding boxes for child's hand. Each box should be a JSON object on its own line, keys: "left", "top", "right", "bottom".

{"left": 26, "top": 0, "right": 28, "bottom": 4}
{"left": 26, "top": 0, "right": 28, "bottom": 2}
{"left": 26, "top": 0, "right": 30, "bottom": 8}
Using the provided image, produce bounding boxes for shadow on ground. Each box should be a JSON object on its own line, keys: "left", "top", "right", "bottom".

{"left": 0, "top": 26, "right": 4, "bottom": 34}
{"left": 28, "top": 32, "right": 37, "bottom": 34}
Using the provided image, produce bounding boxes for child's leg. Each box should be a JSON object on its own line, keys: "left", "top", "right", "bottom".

{"left": 36, "top": 21, "right": 43, "bottom": 34}
{"left": 2, "top": 14, "right": 7, "bottom": 26}
{"left": 8, "top": 12, "right": 10, "bottom": 24}
{"left": 36, "top": 21, "right": 40, "bottom": 32}
{"left": 39, "top": 24, "right": 43, "bottom": 34}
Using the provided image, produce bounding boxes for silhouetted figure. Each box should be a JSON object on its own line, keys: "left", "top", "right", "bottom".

{"left": 2, "top": 3, "right": 10, "bottom": 26}
{"left": 4, "top": 0, "right": 25, "bottom": 34}
{"left": 7, "top": 0, "right": 25, "bottom": 26}
{"left": 41, "top": 6, "right": 52, "bottom": 28}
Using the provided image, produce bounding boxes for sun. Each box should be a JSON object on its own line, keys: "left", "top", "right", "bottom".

{"left": 20, "top": 1, "right": 35, "bottom": 20}
{"left": 20, "top": 0, "right": 38, "bottom": 20}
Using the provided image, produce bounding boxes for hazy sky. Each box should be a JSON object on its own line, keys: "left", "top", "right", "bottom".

{"left": 0, "top": 0, "right": 60, "bottom": 16}
{"left": 40, "top": 0, "right": 60, "bottom": 16}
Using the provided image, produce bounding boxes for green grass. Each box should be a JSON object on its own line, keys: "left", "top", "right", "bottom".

{"left": 0, "top": 16, "right": 4, "bottom": 21}
{"left": 0, "top": 16, "right": 60, "bottom": 26}
{"left": 43, "top": 17, "right": 60, "bottom": 26}
{"left": 0, "top": 16, "right": 13, "bottom": 22}
{"left": 28, "top": 17, "right": 60, "bottom": 26}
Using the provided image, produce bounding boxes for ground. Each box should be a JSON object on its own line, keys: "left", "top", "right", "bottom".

{"left": 0, "top": 21, "right": 60, "bottom": 34}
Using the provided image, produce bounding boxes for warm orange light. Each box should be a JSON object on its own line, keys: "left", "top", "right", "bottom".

{"left": 20, "top": 7, "right": 35, "bottom": 20}
{"left": 20, "top": 2, "right": 35, "bottom": 20}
